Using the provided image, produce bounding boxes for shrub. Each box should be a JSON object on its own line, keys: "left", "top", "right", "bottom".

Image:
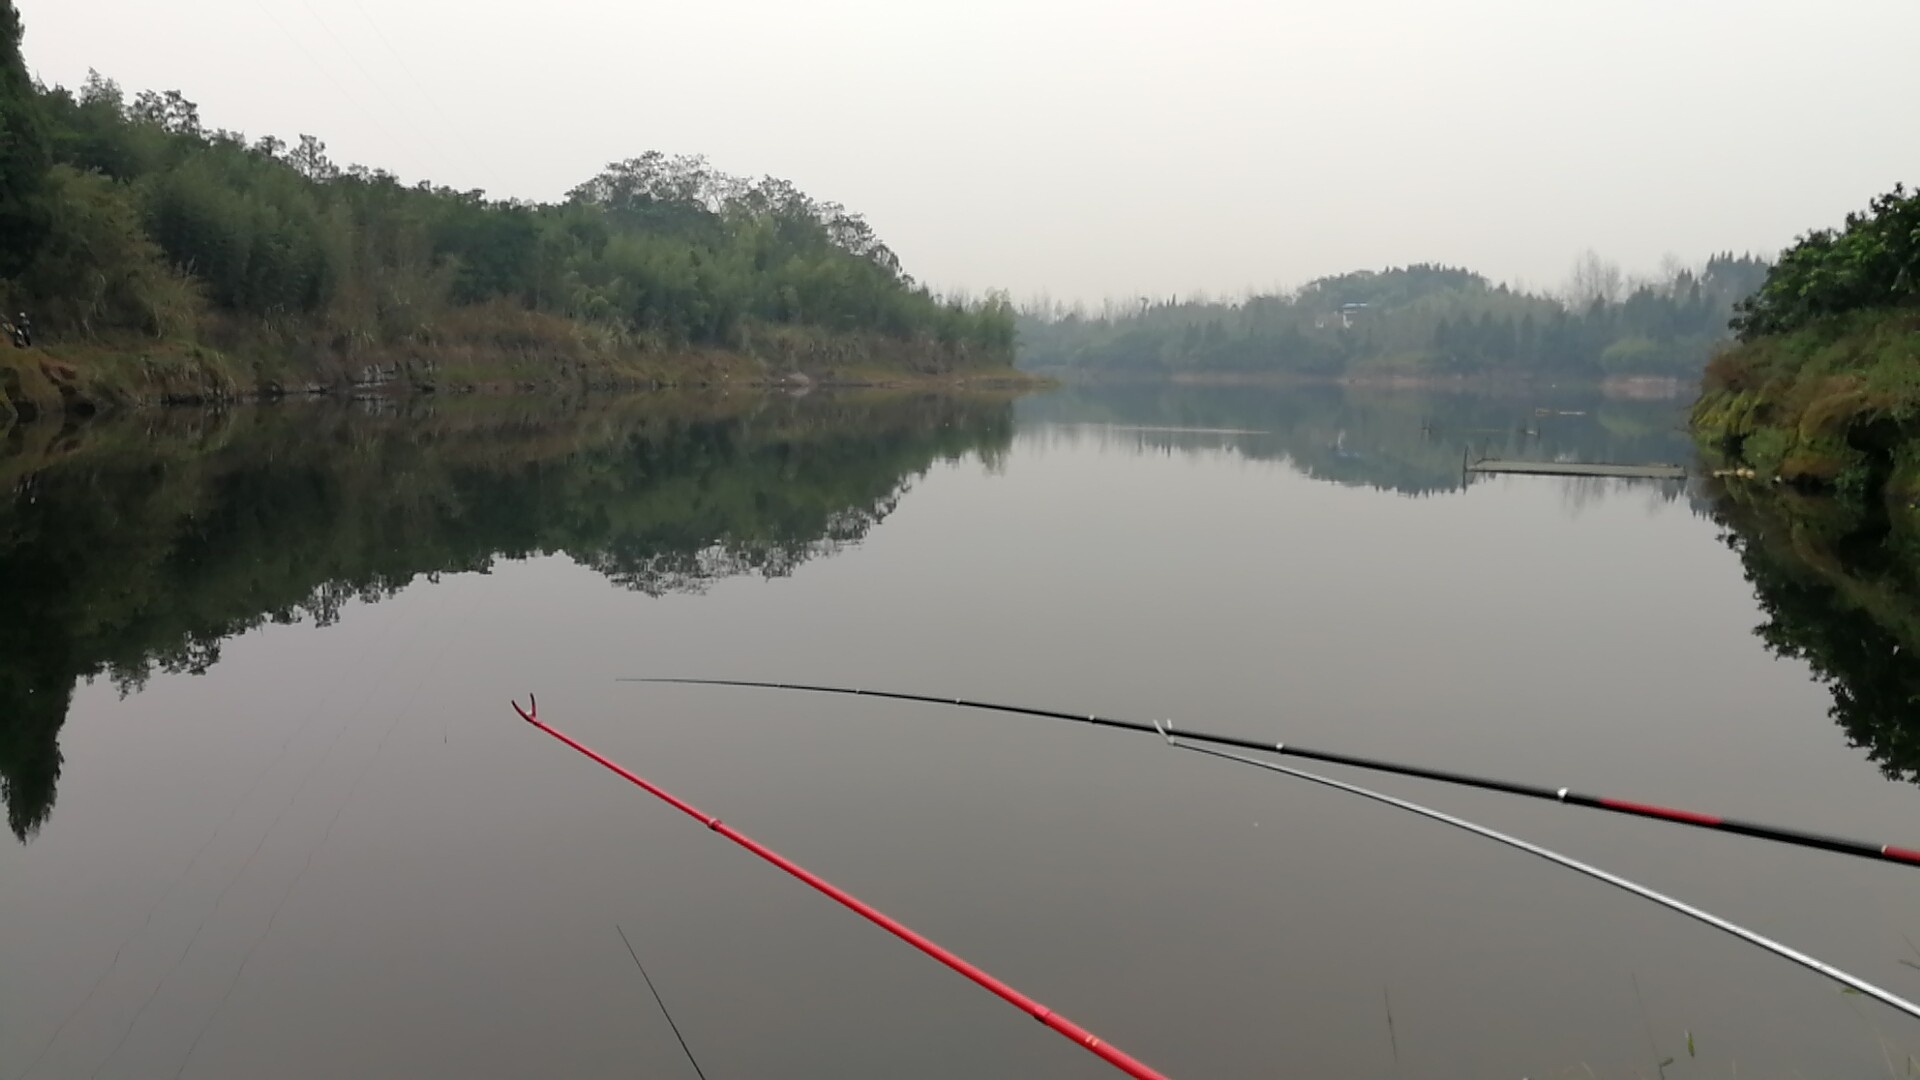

{"left": 1734, "top": 185, "right": 1920, "bottom": 340}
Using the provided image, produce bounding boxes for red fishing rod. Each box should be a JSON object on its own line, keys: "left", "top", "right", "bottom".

{"left": 511, "top": 696, "right": 1170, "bottom": 1080}
{"left": 627, "top": 678, "right": 1920, "bottom": 871}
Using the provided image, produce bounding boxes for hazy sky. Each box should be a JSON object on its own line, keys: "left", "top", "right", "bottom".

{"left": 18, "top": 0, "right": 1920, "bottom": 302}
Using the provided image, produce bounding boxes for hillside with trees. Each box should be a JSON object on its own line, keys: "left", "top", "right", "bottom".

{"left": 0, "top": 1, "right": 1016, "bottom": 422}
{"left": 1018, "top": 256, "right": 1768, "bottom": 380}
{"left": 1692, "top": 185, "right": 1920, "bottom": 498}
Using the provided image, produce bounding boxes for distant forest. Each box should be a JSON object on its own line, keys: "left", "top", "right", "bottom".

{"left": 1017, "top": 256, "right": 1770, "bottom": 379}
{"left": 0, "top": 0, "right": 1013, "bottom": 372}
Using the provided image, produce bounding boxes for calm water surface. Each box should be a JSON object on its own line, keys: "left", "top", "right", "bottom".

{"left": 3, "top": 385, "right": 1918, "bottom": 1078}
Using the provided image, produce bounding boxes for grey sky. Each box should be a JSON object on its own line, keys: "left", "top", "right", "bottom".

{"left": 18, "top": 0, "right": 1920, "bottom": 302}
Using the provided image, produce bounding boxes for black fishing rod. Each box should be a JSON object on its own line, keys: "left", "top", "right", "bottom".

{"left": 626, "top": 678, "right": 1920, "bottom": 871}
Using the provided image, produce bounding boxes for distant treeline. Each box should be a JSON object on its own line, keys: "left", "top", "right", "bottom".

{"left": 0, "top": 2, "right": 1012, "bottom": 373}
{"left": 1018, "top": 257, "right": 1770, "bottom": 378}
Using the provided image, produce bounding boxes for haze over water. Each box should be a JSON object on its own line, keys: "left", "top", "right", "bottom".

{"left": 3, "top": 385, "right": 1918, "bottom": 1078}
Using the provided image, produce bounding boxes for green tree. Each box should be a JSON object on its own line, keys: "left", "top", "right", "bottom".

{"left": 17, "top": 165, "right": 200, "bottom": 337}
{"left": 0, "top": 0, "right": 51, "bottom": 277}
{"left": 1733, "top": 185, "right": 1920, "bottom": 339}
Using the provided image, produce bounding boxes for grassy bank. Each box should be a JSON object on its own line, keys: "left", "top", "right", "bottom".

{"left": 1690, "top": 308, "right": 1920, "bottom": 498}
{"left": 1689, "top": 184, "right": 1920, "bottom": 500}
{"left": 0, "top": 309, "right": 1047, "bottom": 428}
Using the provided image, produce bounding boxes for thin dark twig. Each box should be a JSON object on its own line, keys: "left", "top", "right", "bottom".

{"left": 617, "top": 925, "right": 709, "bottom": 1080}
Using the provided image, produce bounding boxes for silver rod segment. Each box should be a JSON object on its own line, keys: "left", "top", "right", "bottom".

{"left": 1168, "top": 738, "right": 1920, "bottom": 1022}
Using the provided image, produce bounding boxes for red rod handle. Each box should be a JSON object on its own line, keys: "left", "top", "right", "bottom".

{"left": 512, "top": 697, "right": 1170, "bottom": 1080}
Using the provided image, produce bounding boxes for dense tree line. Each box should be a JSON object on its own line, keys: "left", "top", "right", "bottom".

{"left": 1018, "top": 257, "right": 1769, "bottom": 378}
{"left": 0, "top": 3, "right": 1012, "bottom": 365}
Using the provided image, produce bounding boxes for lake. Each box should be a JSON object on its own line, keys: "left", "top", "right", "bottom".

{"left": 3, "top": 382, "right": 1918, "bottom": 1078}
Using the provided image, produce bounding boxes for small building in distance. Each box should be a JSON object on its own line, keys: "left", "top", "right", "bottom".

{"left": 1313, "top": 302, "right": 1370, "bottom": 330}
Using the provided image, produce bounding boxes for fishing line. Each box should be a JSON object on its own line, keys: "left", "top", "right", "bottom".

{"left": 84, "top": 684, "right": 366, "bottom": 1080}
{"left": 9, "top": 588, "right": 420, "bottom": 1080}
{"left": 164, "top": 579, "right": 466, "bottom": 1079}
{"left": 242, "top": 0, "right": 411, "bottom": 154}
{"left": 342, "top": 0, "right": 504, "bottom": 192}
{"left": 1161, "top": 731, "right": 1920, "bottom": 1022}
{"left": 626, "top": 679, "right": 1920, "bottom": 871}
{"left": 286, "top": 0, "right": 482, "bottom": 189}
{"left": 85, "top": 586, "right": 442, "bottom": 1079}
{"left": 617, "top": 924, "right": 709, "bottom": 1080}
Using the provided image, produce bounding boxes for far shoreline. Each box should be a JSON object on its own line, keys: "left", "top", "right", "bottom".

{"left": 0, "top": 340, "right": 1053, "bottom": 430}
{"left": 1022, "top": 367, "right": 1692, "bottom": 400}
